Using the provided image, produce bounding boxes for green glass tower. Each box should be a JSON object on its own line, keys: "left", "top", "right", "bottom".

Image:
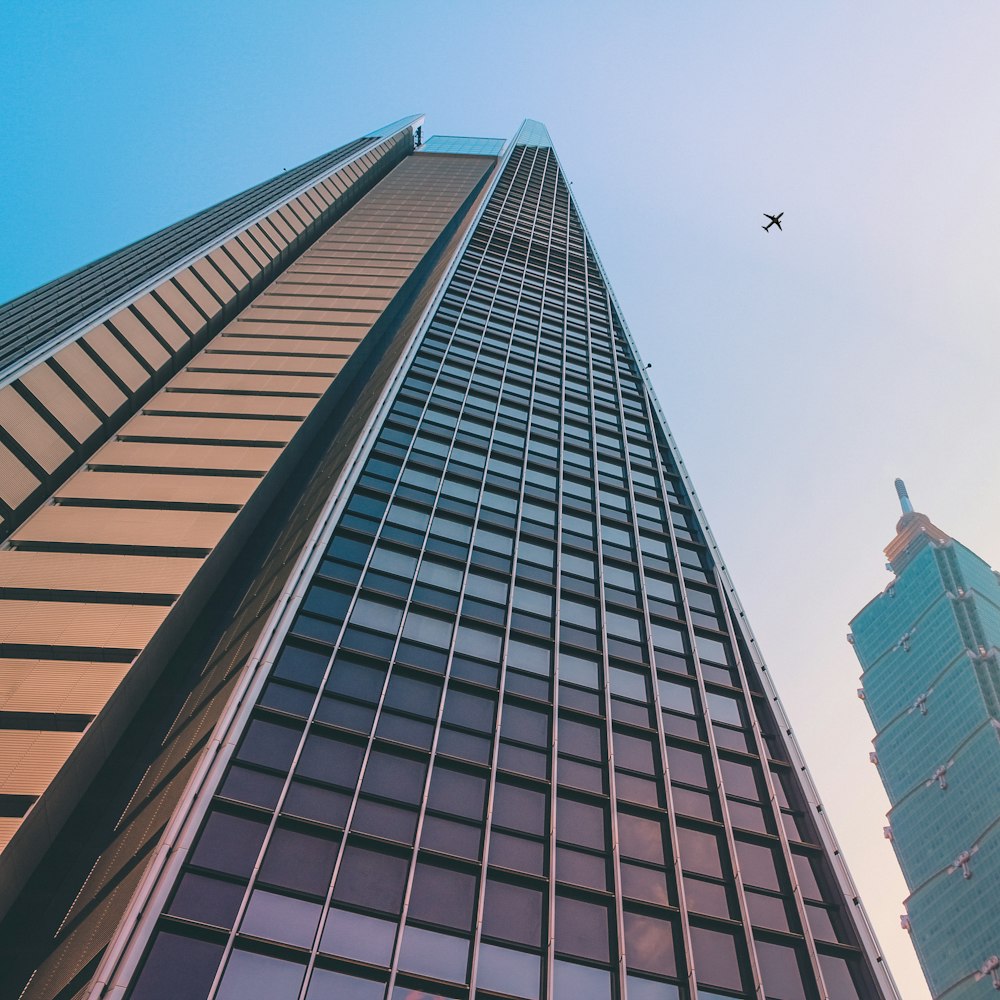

{"left": 850, "top": 481, "right": 1000, "bottom": 999}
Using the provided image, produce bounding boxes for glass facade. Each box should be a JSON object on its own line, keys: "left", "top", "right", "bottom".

{"left": 77, "top": 120, "right": 897, "bottom": 1000}
{"left": 423, "top": 136, "right": 508, "bottom": 157}
{"left": 851, "top": 505, "right": 1000, "bottom": 999}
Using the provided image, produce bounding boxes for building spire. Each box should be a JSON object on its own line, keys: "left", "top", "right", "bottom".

{"left": 884, "top": 478, "right": 950, "bottom": 573}
{"left": 895, "top": 478, "right": 914, "bottom": 515}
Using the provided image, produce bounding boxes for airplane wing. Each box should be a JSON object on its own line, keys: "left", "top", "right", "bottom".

{"left": 774, "top": 220, "right": 782, "bottom": 231}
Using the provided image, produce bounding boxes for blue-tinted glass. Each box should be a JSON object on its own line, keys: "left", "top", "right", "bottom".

{"left": 320, "top": 907, "right": 397, "bottom": 965}
{"left": 215, "top": 949, "right": 305, "bottom": 1000}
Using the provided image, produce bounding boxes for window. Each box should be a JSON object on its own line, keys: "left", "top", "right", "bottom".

{"left": 241, "top": 890, "right": 321, "bottom": 948}
{"left": 613, "top": 730, "right": 657, "bottom": 774}
{"left": 677, "top": 825, "right": 724, "bottom": 878}
{"left": 417, "top": 558, "right": 464, "bottom": 590}
{"left": 719, "top": 758, "right": 761, "bottom": 801}
{"left": 482, "top": 877, "right": 544, "bottom": 947}
{"left": 559, "top": 650, "right": 600, "bottom": 689}
{"left": 326, "top": 653, "right": 385, "bottom": 701}
{"left": 514, "top": 583, "right": 554, "bottom": 617}
{"left": 659, "top": 678, "right": 697, "bottom": 714}
{"left": 305, "top": 968, "right": 386, "bottom": 1000}
{"left": 283, "top": 781, "right": 351, "bottom": 828}
{"left": 610, "top": 665, "right": 648, "bottom": 702}
{"left": 651, "top": 621, "right": 686, "bottom": 654}
{"left": 236, "top": 718, "right": 302, "bottom": 772}
{"left": 696, "top": 633, "right": 730, "bottom": 665}
{"left": 489, "top": 830, "right": 546, "bottom": 876}
{"left": 755, "top": 938, "right": 809, "bottom": 1000}
{"left": 508, "top": 636, "right": 553, "bottom": 677}
{"left": 130, "top": 928, "right": 225, "bottom": 1000}
{"left": 350, "top": 597, "right": 404, "bottom": 635}
{"left": 215, "top": 948, "right": 306, "bottom": 1000}
{"left": 465, "top": 569, "right": 509, "bottom": 604}
{"left": 332, "top": 844, "right": 409, "bottom": 914}
{"left": 384, "top": 674, "right": 441, "bottom": 718}
{"left": 684, "top": 876, "right": 732, "bottom": 919}
{"left": 427, "top": 765, "right": 487, "bottom": 821}
{"left": 607, "top": 609, "right": 643, "bottom": 643}
{"left": 746, "top": 890, "right": 792, "bottom": 931}
{"left": 617, "top": 810, "right": 666, "bottom": 865}
{"left": 360, "top": 751, "right": 427, "bottom": 805}
{"left": 558, "top": 715, "right": 602, "bottom": 759}
{"left": 191, "top": 809, "right": 268, "bottom": 878}
{"left": 556, "top": 796, "right": 606, "bottom": 852}
{"left": 397, "top": 925, "right": 469, "bottom": 983}
{"left": 258, "top": 824, "right": 340, "bottom": 896}
{"left": 666, "top": 744, "right": 709, "bottom": 788}
{"left": 494, "top": 780, "right": 547, "bottom": 836}
{"left": 454, "top": 621, "right": 503, "bottom": 661}
{"left": 296, "top": 732, "right": 365, "bottom": 788}
{"left": 554, "top": 893, "right": 612, "bottom": 962}
{"left": 690, "top": 925, "right": 745, "bottom": 994}
{"left": 552, "top": 960, "right": 613, "bottom": 1000}
{"left": 624, "top": 909, "right": 677, "bottom": 978}
{"left": 408, "top": 860, "right": 477, "bottom": 930}
{"left": 168, "top": 872, "right": 245, "bottom": 929}
{"left": 561, "top": 598, "right": 598, "bottom": 631}
{"left": 707, "top": 690, "right": 744, "bottom": 727}
{"left": 271, "top": 642, "right": 330, "bottom": 687}
{"left": 476, "top": 943, "right": 541, "bottom": 1000}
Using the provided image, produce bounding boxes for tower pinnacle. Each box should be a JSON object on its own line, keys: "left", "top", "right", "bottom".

{"left": 895, "top": 478, "right": 914, "bottom": 515}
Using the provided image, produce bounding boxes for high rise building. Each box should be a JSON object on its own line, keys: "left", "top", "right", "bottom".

{"left": 0, "top": 117, "right": 898, "bottom": 1000}
{"left": 850, "top": 481, "right": 1000, "bottom": 999}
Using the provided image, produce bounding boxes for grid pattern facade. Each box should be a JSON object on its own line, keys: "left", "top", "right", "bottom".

{"left": 422, "top": 137, "right": 507, "bottom": 156}
{"left": 852, "top": 532, "right": 1000, "bottom": 999}
{"left": 6, "top": 152, "right": 497, "bottom": 1000}
{"left": 115, "top": 129, "right": 892, "bottom": 1000}
{"left": 0, "top": 151, "right": 491, "bottom": 851}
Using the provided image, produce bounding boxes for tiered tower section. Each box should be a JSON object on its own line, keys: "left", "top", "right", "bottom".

{"left": 851, "top": 481, "right": 1000, "bottom": 999}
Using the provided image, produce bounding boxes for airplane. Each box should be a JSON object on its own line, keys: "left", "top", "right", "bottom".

{"left": 762, "top": 212, "right": 783, "bottom": 232}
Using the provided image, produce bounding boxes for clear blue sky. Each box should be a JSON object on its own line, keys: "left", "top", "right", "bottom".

{"left": 7, "top": 3, "right": 1000, "bottom": 995}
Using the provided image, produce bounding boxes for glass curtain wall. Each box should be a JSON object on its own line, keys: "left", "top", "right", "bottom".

{"left": 125, "top": 133, "right": 887, "bottom": 1000}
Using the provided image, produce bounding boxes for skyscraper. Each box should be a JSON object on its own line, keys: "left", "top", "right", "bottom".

{"left": 850, "top": 481, "right": 1000, "bottom": 999}
{"left": 0, "top": 117, "right": 898, "bottom": 1000}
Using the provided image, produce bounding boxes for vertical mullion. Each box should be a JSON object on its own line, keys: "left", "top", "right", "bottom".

{"left": 560, "top": 203, "right": 625, "bottom": 997}
{"left": 384, "top": 145, "right": 544, "bottom": 998}
{"left": 572, "top": 208, "right": 629, "bottom": 1000}
{"left": 544, "top": 163, "right": 571, "bottom": 1000}
{"left": 621, "top": 330, "right": 766, "bottom": 999}
{"left": 590, "top": 259, "right": 697, "bottom": 997}
{"left": 464, "top": 145, "right": 556, "bottom": 997}
{"left": 712, "top": 571, "right": 830, "bottom": 998}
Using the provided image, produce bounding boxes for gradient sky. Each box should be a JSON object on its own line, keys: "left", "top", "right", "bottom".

{"left": 6, "top": 3, "right": 1000, "bottom": 995}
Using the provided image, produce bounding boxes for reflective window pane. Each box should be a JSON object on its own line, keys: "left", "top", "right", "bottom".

{"left": 216, "top": 948, "right": 306, "bottom": 1000}
{"left": 320, "top": 907, "right": 397, "bottom": 966}
{"left": 397, "top": 925, "right": 469, "bottom": 983}
{"left": 306, "top": 968, "right": 386, "bottom": 1000}
{"left": 476, "top": 942, "right": 541, "bottom": 1000}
